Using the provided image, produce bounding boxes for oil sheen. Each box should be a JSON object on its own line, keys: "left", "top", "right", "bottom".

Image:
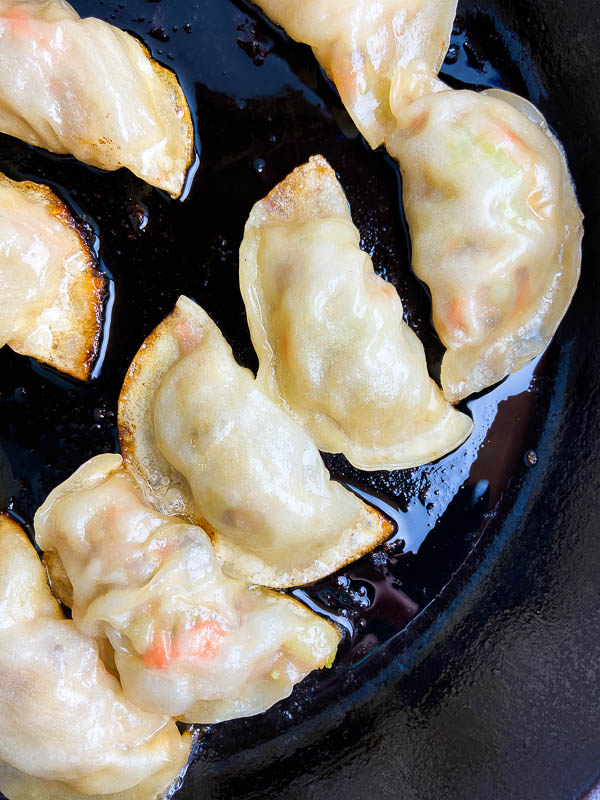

{"left": 0, "top": 0, "right": 560, "bottom": 775}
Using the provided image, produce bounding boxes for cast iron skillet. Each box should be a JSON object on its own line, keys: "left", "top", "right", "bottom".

{"left": 0, "top": 1, "right": 599, "bottom": 798}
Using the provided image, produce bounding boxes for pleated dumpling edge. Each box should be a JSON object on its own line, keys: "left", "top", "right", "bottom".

{"left": 118, "top": 296, "right": 392, "bottom": 589}
{"left": 239, "top": 155, "right": 473, "bottom": 471}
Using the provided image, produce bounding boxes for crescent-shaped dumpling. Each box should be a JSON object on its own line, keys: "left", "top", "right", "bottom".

{"left": 0, "top": 0, "right": 194, "bottom": 197}
{"left": 0, "top": 514, "right": 191, "bottom": 800}
{"left": 0, "top": 172, "right": 105, "bottom": 380}
{"left": 118, "top": 296, "right": 392, "bottom": 588}
{"left": 387, "top": 89, "right": 583, "bottom": 401}
{"left": 239, "top": 155, "right": 473, "bottom": 469}
{"left": 35, "top": 453, "right": 341, "bottom": 723}
{"left": 252, "top": 0, "right": 457, "bottom": 147}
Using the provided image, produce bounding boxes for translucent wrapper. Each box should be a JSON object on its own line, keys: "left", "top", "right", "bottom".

{"left": 388, "top": 89, "right": 583, "bottom": 401}
{"left": 119, "top": 296, "right": 392, "bottom": 588}
{"left": 0, "top": 0, "right": 194, "bottom": 197}
{"left": 35, "top": 454, "right": 341, "bottom": 723}
{"left": 0, "top": 172, "right": 105, "bottom": 380}
{"left": 0, "top": 514, "right": 191, "bottom": 800}
{"left": 253, "top": 0, "right": 457, "bottom": 147}
{"left": 240, "top": 155, "right": 472, "bottom": 469}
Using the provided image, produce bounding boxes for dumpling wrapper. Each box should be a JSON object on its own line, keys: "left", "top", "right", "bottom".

{"left": 0, "top": 172, "right": 105, "bottom": 380}
{"left": 0, "top": 0, "right": 194, "bottom": 197}
{"left": 387, "top": 88, "right": 584, "bottom": 401}
{"left": 253, "top": 3, "right": 584, "bottom": 402}
{"left": 119, "top": 296, "right": 392, "bottom": 588}
{"left": 252, "top": 0, "right": 457, "bottom": 148}
{"left": 240, "top": 155, "right": 472, "bottom": 469}
{"left": 35, "top": 453, "right": 341, "bottom": 723}
{"left": 0, "top": 514, "right": 191, "bottom": 800}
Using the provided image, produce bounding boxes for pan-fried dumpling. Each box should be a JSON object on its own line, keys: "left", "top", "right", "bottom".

{"left": 240, "top": 155, "right": 472, "bottom": 469}
{"left": 252, "top": 0, "right": 457, "bottom": 148}
{"left": 387, "top": 89, "right": 583, "bottom": 401}
{"left": 0, "top": 514, "right": 191, "bottom": 800}
{"left": 0, "top": 0, "right": 194, "bottom": 197}
{"left": 119, "top": 296, "right": 391, "bottom": 588}
{"left": 0, "top": 172, "right": 105, "bottom": 380}
{"left": 35, "top": 453, "right": 341, "bottom": 723}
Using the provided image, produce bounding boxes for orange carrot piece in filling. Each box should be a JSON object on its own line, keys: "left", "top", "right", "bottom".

{"left": 144, "top": 621, "right": 225, "bottom": 669}
{"left": 1, "top": 6, "right": 33, "bottom": 35}
{"left": 1, "top": 7, "right": 49, "bottom": 45}
{"left": 175, "top": 620, "right": 225, "bottom": 661}
{"left": 448, "top": 298, "right": 467, "bottom": 333}
{"left": 497, "top": 122, "right": 527, "bottom": 151}
{"left": 144, "top": 630, "right": 175, "bottom": 669}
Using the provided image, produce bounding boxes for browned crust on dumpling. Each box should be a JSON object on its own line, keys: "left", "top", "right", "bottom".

{"left": 42, "top": 550, "right": 74, "bottom": 609}
{"left": 1, "top": 174, "right": 106, "bottom": 381}
{"left": 118, "top": 296, "right": 392, "bottom": 588}
{"left": 254, "top": 154, "right": 349, "bottom": 225}
{"left": 0, "top": 512, "right": 27, "bottom": 538}
{"left": 0, "top": 513, "right": 39, "bottom": 561}
{"left": 136, "top": 39, "right": 195, "bottom": 199}
{"left": 213, "top": 504, "right": 392, "bottom": 588}
{"left": 118, "top": 302, "right": 199, "bottom": 524}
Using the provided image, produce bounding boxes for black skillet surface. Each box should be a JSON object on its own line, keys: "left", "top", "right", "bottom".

{"left": 0, "top": 1, "right": 599, "bottom": 798}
